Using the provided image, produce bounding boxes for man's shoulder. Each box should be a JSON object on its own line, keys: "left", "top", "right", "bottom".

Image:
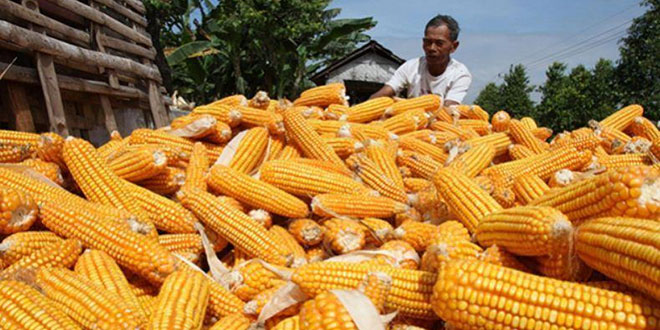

{"left": 448, "top": 58, "right": 471, "bottom": 77}
{"left": 398, "top": 57, "right": 422, "bottom": 70}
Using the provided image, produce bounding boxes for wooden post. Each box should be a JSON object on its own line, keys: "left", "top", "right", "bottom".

{"left": 99, "top": 95, "right": 118, "bottom": 132}
{"left": 2, "top": 83, "right": 36, "bottom": 132}
{"left": 35, "top": 53, "right": 68, "bottom": 136}
{"left": 148, "top": 80, "right": 168, "bottom": 128}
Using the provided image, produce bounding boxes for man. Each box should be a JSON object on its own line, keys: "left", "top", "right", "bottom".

{"left": 370, "top": 14, "right": 472, "bottom": 106}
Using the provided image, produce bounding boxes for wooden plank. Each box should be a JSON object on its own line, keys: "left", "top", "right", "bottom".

{"left": 93, "top": 0, "right": 147, "bottom": 27}
{"left": 122, "top": 0, "right": 145, "bottom": 15}
{"left": 42, "top": 0, "right": 152, "bottom": 47}
{"left": 0, "top": 0, "right": 90, "bottom": 46}
{"left": 35, "top": 53, "right": 68, "bottom": 136}
{"left": 148, "top": 80, "right": 168, "bottom": 128}
{"left": 35, "top": 0, "right": 86, "bottom": 26}
{"left": 98, "top": 33, "right": 156, "bottom": 60}
{"left": 99, "top": 94, "right": 118, "bottom": 132}
{"left": 2, "top": 82, "right": 36, "bottom": 132}
{"left": 0, "top": 62, "right": 148, "bottom": 100}
{"left": 0, "top": 20, "right": 162, "bottom": 82}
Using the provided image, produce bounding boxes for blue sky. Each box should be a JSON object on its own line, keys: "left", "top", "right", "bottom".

{"left": 331, "top": 0, "right": 646, "bottom": 103}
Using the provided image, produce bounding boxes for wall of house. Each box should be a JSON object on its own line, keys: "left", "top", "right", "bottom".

{"left": 326, "top": 53, "right": 401, "bottom": 84}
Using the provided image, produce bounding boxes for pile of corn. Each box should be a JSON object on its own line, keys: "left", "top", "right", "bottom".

{"left": 0, "top": 82, "right": 658, "bottom": 330}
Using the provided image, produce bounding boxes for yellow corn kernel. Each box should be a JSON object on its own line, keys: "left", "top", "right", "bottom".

{"left": 283, "top": 109, "right": 346, "bottom": 169}
{"left": 0, "top": 231, "right": 62, "bottom": 267}
{"left": 600, "top": 104, "right": 644, "bottom": 131}
{"left": 344, "top": 97, "right": 394, "bottom": 122}
{"left": 19, "top": 158, "right": 64, "bottom": 185}
{"left": 294, "top": 83, "right": 348, "bottom": 107}
{"left": 228, "top": 127, "right": 270, "bottom": 174}
{"left": 288, "top": 218, "right": 324, "bottom": 247}
{"left": 0, "top": 238, "right": 81, "bottom": 280}
{"left": 312, "top": 193, "right": 409, "bottom": 219}
{"left": 148, "top": 270, "right": 210, "bottom": 330}
{"left": 0, "top": 280, "right": 79, "bottom": 329}
{"left": 0, "top": 187, "right": 37, "bottom": 234}
{"left": 346, "top": 154, "right": 407, "bottom": 202}
{"left": 322, "top": 218, "right": 366, "bottom": 254}
{"left": 137, "top": 166, "right": 186, "bottom": 195}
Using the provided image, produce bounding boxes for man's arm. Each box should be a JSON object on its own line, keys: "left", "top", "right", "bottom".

{"left": 369, "top": 85, "right": 396, "bottom": 99}
{"left": 444, "top": 73, "right": 472, "bottom": 105}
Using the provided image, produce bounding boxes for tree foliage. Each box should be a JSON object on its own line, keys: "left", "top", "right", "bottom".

{"left": 145, "top": 0, "right": 376, "bottom": 103}
{"left": 474, "top": 65, "right": 534, "bottom": 118}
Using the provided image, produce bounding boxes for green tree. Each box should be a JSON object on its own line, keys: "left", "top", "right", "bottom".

{"left": 474, "top": 82, "right": 502, "bottom": 114}
{"left": 498, "top": 64, "right": 535, "bottom": 118}
{"left": 164, "top": 0, "right": 376, "bottom": 103}
{"left": 616, "top": 0, "right": 659, "bottom": 120}
{"left": 536, "top": 62, "right": 573, "bottom": 132}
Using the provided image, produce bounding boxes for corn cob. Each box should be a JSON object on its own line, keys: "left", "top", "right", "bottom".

{"left": 478, "top": 245, "right": 530, "bottom": 272}
{"left": 0, "top": 280, "right": 80, "bottom": 329}
{"left": 458, "top": 119, "right": 490, "bottom": 135}
{"left": 228, "top": 127, "right": 269, "bottom": 174}
{"left": 158, "top": 233, "right": 203, "bottom": 255}
{"left": 0, "top": 145, "right": 32, "bottom": 163}
{"left": 203, "top": 121, "right": 233, "bottom": 144}
{"left": 36, "top": 267, "right": 141, "bottom": 329}
{"left": 518, "top": 116, "right": 537, "bottom": 130}
{"left": 97, "top": 135, "right": 128, "bottom": 161}
{"left": 209, "top": 313, "right": 253, "bottom": 330}
{"left": 392, "top": 221, "right": 440, "bottom": 252}
{"left": 0, "top": 187, "right": 38, "bottom": 234}
{"left": 475, "top": 206, "right": 573, "bottom": 256}
{"left": 398, "top": 136, "right": 448, "bottom": 163}
{"left": 490, "top": 111, "right": 510, "bottom": 132}
{"left": 509, "top": 119, "right": 548, "bottom": 154}
{"left": 236, "top": 105, "right": 285, "bottom": 134}
{"left": 40, "top": 200, "right": 175, "bottom": 284}
{"left": 530, "top": 165, "right": 659, "bottom": 222}
{"left": 210, "top": 94, "right": 248, "bottom": 107}
{"left": 430, "top": 121, "right": 480, "bottom": 140}
{"left": 431, "top": 259, "right": 659, "bottom": 329}
{"left": 344, "top": 97, "right": 394, "bottom": 122}
{"left": 248, "top": 209, "right": 272, "bottom": 229}
{"left": 508, "top": 143, "right": 536, "bottom": 160}
{"left": 268, "top": 315, "right": 300, "bottom": 330}
{"left": 376, "top": 240, "right": 419, "bottom": 269}
{"left": 600, "top": 104, "right": 644, "bottom": 131}
{"left": 358, "top": 217, "right": 393, "bottom": 247}
{"left": 169, "top": 114, "right": 217, "bottom": 139}
{"left": 207, "top": 165, "right": 308, "bottom": 218}
{"left": 465, "top": 132, "right": 512, "bottom": 156}
{"left": 74, "top": 249, "right": 147, "bottom": 321}
{"left": 629, "top": 116, "right": 659, "bottom": 140}
{"left": 324, "top": 103, "right": 349, "bottom": 120}
{"left": 434, "top": 168, "right": 503, "bottom": 233}
{"left": 138, "top": 166, "right": 186, "bottom": 195}
{"left": 124, "top": 180, "right": 197, "bottom": 233}
{"left": 260, "top": 159, "right": 372, "bottom": 196}
{"left": 431, "top": 106, "right": 455, "bottom": 123}
{"left": 291, "top": 261, "right": 438, "bottom": 319}
{"left": 306, "top": 247, "right": 329, "bottom": 263}
{"left": 270, "top": 225, "right": 307, "bottom": 268}
{"left": 532, "top": 127, "right": 554, "bottom": 141}
{"left": 402, "top": 178, "right": 433, "bottom": 193}
{"left": 590, "top": 120, "right": 633, "bottom": 144}
{"left": 19, "top": 158, "right": 64, "bottom": 185}
{"left": 385, "top": 94, "right": 441, "bottom": 117}
{"left": 227, "top": 260, "right": 287, "bottom": 301}
{"left": 63, "top": 137, "right": 153, "bottom": 223}
{"left": 192, "top": 104, "right": 243, "bottom": 127}
{"left": 283, "top": 108, "right": 346, "bottom": 169}
{"left": 36, "top": 132, "right": 66, "bottom": 169}
{"left": 322, "top": 218, "right": 367, "bottom": 254}
{"left": 401, "top": 130, "right": 458, "bottom": 148}
{"left": 129, "top": 129, "right": 197, "bottom": 157}
{"left": 148, "top": 270, "right": 210, "bottom": 330}
{"left": 244, "top": 283, "right": 301, "bottom": 317}
{"left": 0, "top": 238, "right": 81, "bottom": 280}
{"left": 512, "top": 174, "right": 551, "bottom": 204}
{"left": 576, "top": 217, "right": 659, "bottom": 301}
{"left": 308, "top": 120, "right": 391, "bottom": 140}
{"left": 447, "top": 143, "right": 495, "bottom": 177}
{"left": 177, "top": 188, "right": 291, "bottom": 266}
{"left": 312, "top": 193, "right": 409, "bottom": 219}
{"left": 266, "top": 135, "right": 286, "bottom": 161}
{"left": 137, "top": 294, "right": 157, "bottom": 320}
{"left": 590, "top": 153, "right": 652, "bottom": 170}
{"left": 364, "top": 140, "right": 404, "bottom": 187}
{"left": 275, "top": 143, "right": 302, "bottom": 160}
{"left": 182, "top": 142, "right": 209, "bottom": 192}
{"left": 284, "top": 158, "right": 353, "bottom": 177}
{"left": 530, "top": 251, "right": 593, "bottom": 281}
{"left": 346, "top": 154, "right": 407, "bottom": 202}
{"left": 293, "top": 83, "right": 347, "bottom": 107}
{"left": 288, "top": 218, "right": 324, "bottom": 247}
{"left": 0, "top": 129, "right": 40, "bottom": 153}
{"left": 396, "top": 150, "right": 442, "bottom": 180}
{"left": 107, "top": 146, "right": 167, "bottom": 182}
{"left": 0, "top": 231, "right": 62, "bottom": 267}
{"left": 462, "top": 105, "right": 489, "bottom": 121}
{"left": 421, "top": 237, "right": 483, "bottom": 273}
{"left": 378, "top": 109, "right": 429, "bottom": 134}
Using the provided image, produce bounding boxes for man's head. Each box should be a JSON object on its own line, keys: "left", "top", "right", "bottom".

{"left": 423, "top": 15, "right": 460, "bottom": 67}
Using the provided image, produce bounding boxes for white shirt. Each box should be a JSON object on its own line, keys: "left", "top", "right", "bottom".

{"left": 386, "top": 57, "right": 472, "bottom": 103}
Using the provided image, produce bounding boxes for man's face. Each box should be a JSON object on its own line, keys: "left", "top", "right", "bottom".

{"left": 423, "top": 25, "right": 459, "bottom": 65}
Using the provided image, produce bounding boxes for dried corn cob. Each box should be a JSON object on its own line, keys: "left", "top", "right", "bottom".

{"left": 576, "top": 217, "right": 659, "bottom": 301}
{"left": 193, "top": 104, "right": 243, "bottom": 127}
{"left": 74, "top": 249, "right": 147, "bottom": 321}
{"left": 530, "top": 165, "right": 659, "bottom": 222}
{"left": 385, "top": 94, "right": 441, "bottom": 116}
{"left": 0, "top": 280, "right": 79, "bottom": 329}
{"left": 508, "top": 143, "right": 536, "bottom": 160}
{"left": 158, "top": 233, "right": 203, "bottom": 255}
{"left": 36, "top": 267, "right": 141, "bottom": 329}
{"left": 475, "top": 206, "right": 573, "bottom": 256}
{"left": 491, "top": 111, "right": 510, "bottom": 132}
{"left": 291, "top": 261, "right": 438, "bottom": 319}
{"left": 430, "top": 121, "right": 480, "bottom": 140}
{"left": 210, "top": 94, "right": 248, "bottom": 107}
{"left": 0, "top": 145, "right": 32, "bottom": 163}
{"left": 225, "top": 128, "right": 269, "bottom": 174}
{"left": 509, "top": 119, "right": 548, "bottom": 154}
{"left": 178, "top": 188, "right": 291, "bottom": 266}
{"left": 270, "top": 225, "right": 307, "bottom": 268}
{"left": 227, "top": 260, "right": 287, "bottom": 301}
{"left": 40, "top": 200, "right": 175, "bottom": 284}
{"left": 0, "top": 129, "right": 40, "bottom": 154}
{"left": 434, "top": 168, "right": 503, "bottom": 233}
{"left": 138, "top": 166, "right": 186, "bottom": 195}
{"left": 344, "top": 97, "right": 394, "bottom": 122}
{"left": 309, "top": 120, "right": 391, "bottom": 140}
{"left": 321, "top": 136, "right": 364, "bottom": 158}
{"left": 629, "top": 116, "right": 659, "bottom": 140}
{"left": 376, "top": 240, "right": 419, "bottom": 269}
{"left": 421, "top": 237, "right": 483, "bottom": 273}
{"left": 447, "top": 143, "right": 495, "bottom": 177}
{"left": 600, "top": 104, "right": 644, "bottom": 131}
{"left": 209, "top": 313, "right": 253, "bottom": 330}
{"left": 0, "top": 231, "right": 62, "bottom": 267}
{"left": 457, "top": 119, "right": 490, "bottom": 135}
{"left": 268, "top": 315, "right": 300, "bottom": 330}
{"left": 148, "top": 270, "right": 210, "bottom": 330}
{"left": 530, "top": 250, "right": 593, "bottom": 281}
{"left": 324, "top": 104, "right": 349, "bottom": 120}
{"left": 398, "top": 136, "right": 448, "bottom": 163}
{"left": 183, "top": 142, "right": 209, "bottom": 192}
{"left": 288, "top": 219, "right": 324, "bottom": 247}
{"left": 379, "top": 109, "right": 429, "bottom": 134}
{"left": 478, "top": 245, "right": 530, "bottom": 272}
{"left": 347, "top": 154, "right": 407, "bottom": 202}
{"left": 236, "top": 105, "right": 285, "bottom": 134}
{"left": 590, "top": 153, "right": 652, "bottom": 170}
{"left": 19, "top": 158, "right": 64, "bottom": 185}
{"left": 431, "top": 259, "right": 658, "bottom": 329}
{"left": 36, "top": 132, "right": 66, "bottom": 169}
{"left": 359, "top": 217, "right": 393, "bottom": 247}
{"left": 293, "top": 83, "right": 347, "bottom": 107}
{"left": 312, "top": 193, "right": 409, "bottom": 218}
{"left": 0, "top": 187, "right": 37, "bottom": 234}
{"left": 322, "top": 218, "right": 366, "bottom": 254}
{"left": 244, "top": 283, "right": 300, "bottom": 317}
{"left": 284, "top": 108, "right": 346, "bottom": 169}
{"left": 169, "top": 114, "right": 217, "bottom": 139}
{"left": 125, "top": 180, "right": 197, "bottom": 233}
{"left": 207, "top": 165, "right": 308, "bottom": 218}
{"left": 107, "top": 146, "right": 167, "bottom": 182}
{"left": 392, "top": 221, "right": 439, "bottom": 252}
{"left": 396, "top": 150, "right": 442, "bottom": 180}
{"left": 512, "top": 174, "right": 551, "bottom": 204}
{"left": 0, "top": 238, "right": 81, "bottom": 280}
{"left": 204, "top": 121, "right": 233, "bottom": 144}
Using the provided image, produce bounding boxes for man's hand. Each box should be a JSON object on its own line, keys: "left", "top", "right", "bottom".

{"left": 444, "top": 99, "right": 460, "bottom": 106}
{"left": 369, "top": 85, "right": 396, "bottom": 99}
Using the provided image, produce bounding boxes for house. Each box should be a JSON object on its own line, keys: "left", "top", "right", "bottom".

{"left": 311, "top": 40, "right": 405, "bottom": 104}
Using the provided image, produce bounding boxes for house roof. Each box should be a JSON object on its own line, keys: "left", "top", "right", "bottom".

{"left": 311, "top": 40, "right": 405, "bottom": 84}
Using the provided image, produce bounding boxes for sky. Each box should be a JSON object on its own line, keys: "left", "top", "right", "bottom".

{"left": 331, "top": 0, "right": 646, "bottom": 103}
